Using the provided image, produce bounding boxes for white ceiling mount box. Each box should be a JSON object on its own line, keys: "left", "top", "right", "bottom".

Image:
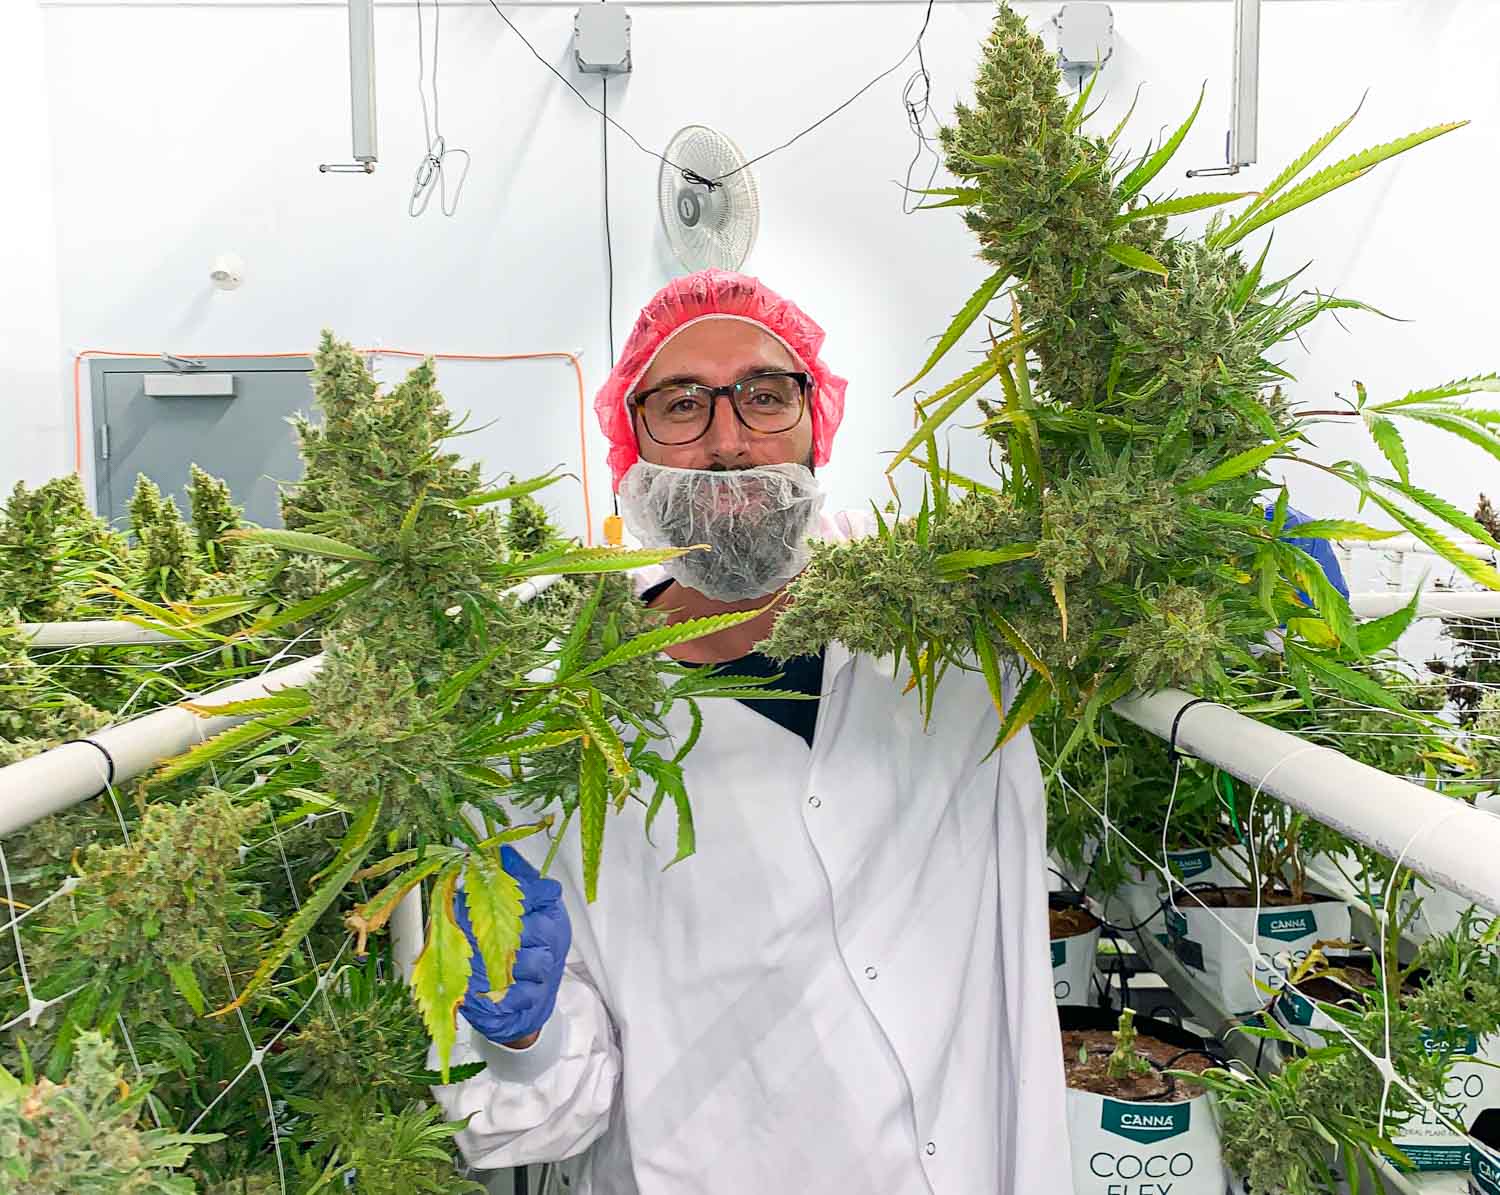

{"left": 1052, "top": 3, "right": 1114, "bottom": 78}
{"left": 142, "top": 374, "right": 237, "bottom": 398}
{"left": 575, "top": 5, "right": 631, "bottom": 76}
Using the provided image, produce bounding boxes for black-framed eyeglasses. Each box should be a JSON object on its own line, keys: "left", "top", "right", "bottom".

{"left": 631, "top": 370, "right": 811, "bottom": 447}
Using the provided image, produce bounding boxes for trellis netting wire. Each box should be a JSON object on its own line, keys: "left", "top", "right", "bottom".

{"left": 0, "top": 640, "right": 332, "bottom": 1191}
{"left": 1, "top": 591, "right": 560, "bottom": 1192}
{"left": 1050, "top": 588, "right": 1500, "bottom": 1184}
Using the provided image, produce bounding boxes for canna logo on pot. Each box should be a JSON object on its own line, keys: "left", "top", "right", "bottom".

{"left": 1101, "top": 1098, "right": 1191, "bottom": 1144}
{"left": 1169, "top": 849, "right": 1212, "bottom": 879}
{"left": 1276, "top": 988, "right": 1316, "bottom": 1027}
{"left": 1257, "top": 909, "right": 1317, "bottom": 942}
{"left": 1419, "top": 1027, "right": 1478, "bottom": 1056}
{"left": 1473, "top": 1144, "right": 1500, "bottom": 1195}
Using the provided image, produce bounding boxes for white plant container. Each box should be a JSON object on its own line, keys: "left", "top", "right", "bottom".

{"left": 1164, "top": 893, "right": 1352, "bottom": 1017}
{"left": 1473, "top": 1129, "right": 1500, "bottom": 1195}
{"left": 1274, "top": 982, "right": 1500, "bottom": 1171}
{"left": 1161, "top": 845, "right": 1250, "bottom": 893}
{"left": 1051, "top": 895, "right": 1102, "bottom": 1006}
{"left": 1061, "top": 1008, "right": 1230, "bottom": 1195}
{"left": 1396, "top": 1027, "right": 1500, "bottom": 1172}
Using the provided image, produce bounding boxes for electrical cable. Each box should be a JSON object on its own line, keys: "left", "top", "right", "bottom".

{"left": 603, "top": 76, "right": 616, "bottom": 368}
{"left": 602, "top": 74, "right": 620, "bottom": 525}
{"left": 411, "top": 0, "right": 471, "bottom": 216}
{"left": 485, "top": 0, "right": 935, "bottom": 191}
{"left": 899, "top": 4, "right": 941, "bottom": 215}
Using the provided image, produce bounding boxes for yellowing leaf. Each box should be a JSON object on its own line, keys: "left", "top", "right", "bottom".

{"left": 413, "top": 860, "right": 473, "bottom": 1084}
{"left": 464, "top": 851, "right": 525, "bottom": 997}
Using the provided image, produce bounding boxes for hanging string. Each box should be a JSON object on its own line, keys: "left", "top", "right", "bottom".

{"left": 410, "top": 0, "right": 471, "bottom": 217}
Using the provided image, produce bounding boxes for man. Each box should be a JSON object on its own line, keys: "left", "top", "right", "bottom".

{"left": 432, "top": 270, "right": 1072, "bottom": 1195}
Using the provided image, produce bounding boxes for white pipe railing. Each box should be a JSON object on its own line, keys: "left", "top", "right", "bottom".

{"left": 1339, "top": 536, "right": 1493, "bottom": 557}
{"left": 21, "top": 621, "right": 182, "bottom": 646}
{"left": 0, "top": 576, "right": 560, "bottom": 838}
{"left": 0, "top": 654, "right": 323, "bottom": 837}
{"left": 1113, "top": 688, "right": 1500, "bottom": 915}
{"left": 1349, "top": 590, "right": 1500, "bottom": 620}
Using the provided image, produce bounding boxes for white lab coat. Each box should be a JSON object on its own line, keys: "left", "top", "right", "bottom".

{"left": 432, "top": 511, "right": 1073, "bottom": 1195}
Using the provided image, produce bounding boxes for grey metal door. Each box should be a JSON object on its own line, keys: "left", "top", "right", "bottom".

{"left": 91, "top": 357, "right": 315, "bottom": 530}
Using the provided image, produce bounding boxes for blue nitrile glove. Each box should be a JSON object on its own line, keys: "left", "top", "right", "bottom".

{"left": 1266, "top": 504, "right": 1350, "bottom": 600}
{"left": 453, "top": 845, "right": 571, "bottom": 1047}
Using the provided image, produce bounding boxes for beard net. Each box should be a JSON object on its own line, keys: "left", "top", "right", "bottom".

{"left": 617, "top": 461, "right": 826, "bottom": 602}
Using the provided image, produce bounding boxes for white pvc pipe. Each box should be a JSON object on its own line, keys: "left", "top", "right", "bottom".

{"left": 1113, "top": 688, "right": 1500, "bottom": 915}
{"left": 1349, "top": 590, "right": 1500, "bottom": 620}
{"left": 1340, "top": 536, "right": 1493, "bottom": 557}
{"left": 0, "top": 655, "right": 323, "bottom": 837}
{"left": 0, "top": 575, "right": 563, "bottom": 839}
{"left": 392, "top": 883, "right": 425, "bottom": 981}
{"left": 20, "top": 621, "right": 181, "bottom": 646}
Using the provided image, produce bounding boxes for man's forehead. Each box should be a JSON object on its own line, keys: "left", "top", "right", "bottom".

{"left": 637, "top": 319, "right": 796, "bottom": 390}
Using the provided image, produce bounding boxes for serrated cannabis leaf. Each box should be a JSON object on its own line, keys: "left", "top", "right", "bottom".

{"left": 463, "top": 850, "right": 524, "bottom": 997}
{"left": 413, "top": 861, "right": 473, "bottom": 1084}
{"left": 225, "top": 528, "right": 380, "bottom": 562}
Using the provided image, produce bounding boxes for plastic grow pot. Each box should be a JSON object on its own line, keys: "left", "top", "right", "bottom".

{"left": 1052, "top": 893, "right": 1103, "bottom": 1005}
{"left": 1270, "top": 963, "right": 1500, "bottom": 1172}
{"left": 1160, "top": 846, "right": 1249, "bottom": 894}
{"left": 1163, "top": 889, "right": 1352, "bottom": 1016}
{"left": 1060, "top": 1006, "right": 1230, "bottom": 1195}
{"left": 1393, "top": 1026, "right": 1500, "bottom": 1171}
{"left": 1471, "top": 1108, "right": 1500, "bottom": 1194}
{"left": 1269, "top": 953, "right": 1388, "bottom": 1052}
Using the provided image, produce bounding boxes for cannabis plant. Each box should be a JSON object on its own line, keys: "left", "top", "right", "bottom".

{"left": 0, "top": 332, "right": 770, "bottom": 1188}
{"left": 765, "top": 2, "right": 1498, "bottom": 760}
{"left": 1105, "top": 1007, "right": 1153, "bottom": 1081}
{"left": 0, "top": 476, "right": 126, "bottom": 623}
{"left": 125, "top": 334, "right": 763, "bottom": 1079}
{"left": 1200, "top": 1007, "right": 1438, "bottom": 1194}
{"left": 1434, "top": 494, "right": 1500, "bottom": 719}
{"left": 0, "top": 1030, "right": 220, "bottom": 1194}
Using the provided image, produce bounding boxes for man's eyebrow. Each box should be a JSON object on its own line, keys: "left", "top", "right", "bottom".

{"left": 643, "top": 364, "right": 795, "bottom": 390}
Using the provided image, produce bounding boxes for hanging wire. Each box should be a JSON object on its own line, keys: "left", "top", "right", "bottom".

{"left": 485, "top": 0, "right": 936, "bottom": 191}
{"left": 410, "top": 0, "right": 471, "bottom": 217}
{"left": 602, "top": 75, "right": 616, "bottom": 369}
{"left": 899, "top": 8, "right": 942, "bottom": 216}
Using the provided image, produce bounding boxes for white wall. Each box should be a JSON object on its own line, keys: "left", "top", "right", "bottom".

{"left": 13, "top": 0, "right": 1500, "bottom": 548}
{"left": 2, "top": 0, "right": 67, "bottom": 487}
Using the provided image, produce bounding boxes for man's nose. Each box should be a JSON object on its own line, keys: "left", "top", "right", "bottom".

{"left": 703, "top": 392, "right": 751, "bottom": 460}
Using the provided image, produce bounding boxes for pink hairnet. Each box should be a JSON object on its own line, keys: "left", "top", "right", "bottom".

{"left": 595, "top": 269, "right": 848, "bottom": 491}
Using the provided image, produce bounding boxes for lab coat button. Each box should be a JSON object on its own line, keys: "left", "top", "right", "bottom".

{"left": 808, "top": 795, "right": 822, "bottom": 808}
{"left": 925, "top": 1142, "right": 936, "bottom": 1156}
{"left": 864, "top": 965, "right": 878, "bottom": 979}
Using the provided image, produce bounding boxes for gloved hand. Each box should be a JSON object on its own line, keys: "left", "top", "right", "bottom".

{"left": 1267, "top": 503, "right": 1350, "bottom": 599}
{"left": 454, "top": 845, "right": 571, "bottom": 1048}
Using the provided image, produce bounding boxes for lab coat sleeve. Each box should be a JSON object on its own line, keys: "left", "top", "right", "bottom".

{"left": 994, "top": 679, "right": 1076, "bottom": 1194}
{"left": 429, "top": 957, "right": 621, "bottom": 1169}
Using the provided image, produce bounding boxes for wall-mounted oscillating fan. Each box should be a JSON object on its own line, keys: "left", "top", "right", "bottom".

{"left": 659, "top": 125, "right": 760, "bottom": 272}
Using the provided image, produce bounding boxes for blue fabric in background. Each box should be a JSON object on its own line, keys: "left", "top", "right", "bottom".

{"left": 1268, "top": 504, "right": 1351, "bottom": 600}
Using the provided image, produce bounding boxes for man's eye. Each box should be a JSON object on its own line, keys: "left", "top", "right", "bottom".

{"left": 665, "top": 396, "right": 706, "bottom": 416}
{"left": 746, "top": 388, "right": 792, "bottom": 408}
